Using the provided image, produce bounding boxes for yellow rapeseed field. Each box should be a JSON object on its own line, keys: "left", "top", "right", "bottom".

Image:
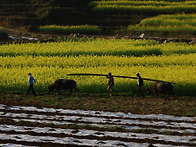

{"left": 0, "top": 39, "right": 195, "bottom": 96}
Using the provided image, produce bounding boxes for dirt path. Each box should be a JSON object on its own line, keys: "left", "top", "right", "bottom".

{"left": 1, "top": 27, "right": 54, "bottom": 42}
{"left": 1, "top": 26, "right": 194, "bottom": 44}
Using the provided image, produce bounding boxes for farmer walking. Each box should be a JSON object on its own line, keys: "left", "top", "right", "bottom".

{"left": 136, "top": 73, "right": 143, "bottom": 97}
{"left": 106, "top": 72, "right": 114, "bottom": 96}
{"left": 27, "top": 73, "right": 36, "bottom": 95}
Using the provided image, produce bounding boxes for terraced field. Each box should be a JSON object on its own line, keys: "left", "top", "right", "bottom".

{"left": 0, "top": 104, "right": 195, "bottom": 146}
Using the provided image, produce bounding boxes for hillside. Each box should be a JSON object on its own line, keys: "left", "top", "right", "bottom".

{"left": 0, "top": 0, "right": 195, "bottom": 39}
{"left": 0, "top": 0, "right": 146, "bottom": 32}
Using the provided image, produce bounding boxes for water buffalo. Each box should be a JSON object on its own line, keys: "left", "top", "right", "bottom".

{"left": 48, "top": 79, "right": 79, "bottom": 95}
{"left": 147, "top": 81, "right": 175, "bottom": 97}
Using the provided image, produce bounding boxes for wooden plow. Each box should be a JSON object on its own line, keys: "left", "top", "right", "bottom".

{"left": 67, "top": 73, "right": 176, "bottom": 84}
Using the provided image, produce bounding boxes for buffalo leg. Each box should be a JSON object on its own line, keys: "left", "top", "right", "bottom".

{"left": 75, "top": 88, "right": 79, "bottom": 97}
{"left": 68, "top": 89, "right": 72, "bottom": 96}
{"left": 56, "top": 88, "right": 61, "bottom": 95}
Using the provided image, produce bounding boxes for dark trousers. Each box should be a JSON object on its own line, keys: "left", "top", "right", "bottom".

{"left": 137, "top": 86, "right": 143, "bottom": 97}
{"left": 27, "top": 84, "right": 36, "bottom": 95}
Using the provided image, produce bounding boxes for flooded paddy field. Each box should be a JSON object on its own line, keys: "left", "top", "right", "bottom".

{"left": 0, "top": 104, "right": 195, "bottom": 147}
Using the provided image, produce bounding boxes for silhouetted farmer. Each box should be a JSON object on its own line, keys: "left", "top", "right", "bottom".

{"left": 106, "top": 72, "right": 114, "bottom": 96}
{"left": 136, "top": 73, "right": 143, "bottom": 97}
{"left": 27, "top": 73, "right": 36, "bottom": 95}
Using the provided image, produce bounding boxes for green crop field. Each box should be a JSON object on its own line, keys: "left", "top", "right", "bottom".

{"left": 90, "top": 0, "right": 196, "bottom": 13}
{"left": 37, "top": 25, "right": 102, "bottom": 35}
{"left": 0, "top": 39, "right": 195, "bottom": 96}
{"left": 128, "top": 14, "right": 196, "bottom": 35}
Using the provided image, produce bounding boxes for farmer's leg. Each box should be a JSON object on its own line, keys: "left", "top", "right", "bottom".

{"left": 107, "top": 84, "right": 113, "bottom": 96}
{"left": 137, "top": 86, "right": 141, "bottom": 97}
{"left": 31, "top": 85, "right": 36, "bottom": 95}
{"left": 27, "top": 85, "right": 31, "bottom": 95}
